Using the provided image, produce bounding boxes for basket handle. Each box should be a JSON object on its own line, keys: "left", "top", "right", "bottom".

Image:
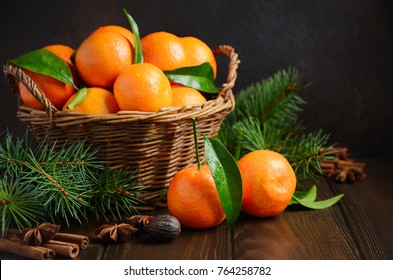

{"left": 213, "top": 45, "right": 240, "bottom": 107}
{"left": 3, "top": 64, "right": 58, "bottom": 119}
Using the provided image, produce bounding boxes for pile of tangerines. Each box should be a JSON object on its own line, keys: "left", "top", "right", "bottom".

{"left": 19, "top": 25, "right": 215, "bottom": 114}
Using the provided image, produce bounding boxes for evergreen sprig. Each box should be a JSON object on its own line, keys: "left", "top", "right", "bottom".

{"left": 225, "top": 67, "right": 307, "bottom": 132}
{"left": 93, "top": 168, "right": 141, "bottom": 222}
{"left": 0, "top": 131, "right": 143, "bottom": 235}
{"left": 0, "top": 176, "right": 44, "bottom": 236}
{"left": 217, "top": 67, "right": 331, "bottom": 184}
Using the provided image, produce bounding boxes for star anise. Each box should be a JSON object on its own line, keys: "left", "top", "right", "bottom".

{"left": 95, "top": 223, "right": 137, "bottom": 242}
{"left": 320, "top": 147, "right": 366, "bottom": 184}
{"left": 125, "top": 215, "right": 153, "bottom": 230}
{"left": 329, "top": 166, "right": 367, "bottom": 184}
{"left": 23, "top": 222, "right": 60, "bottom": 245}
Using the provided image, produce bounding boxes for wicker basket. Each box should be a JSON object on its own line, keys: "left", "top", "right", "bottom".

{"left": 4, "top": 45, "right": 239, "bottom": 209}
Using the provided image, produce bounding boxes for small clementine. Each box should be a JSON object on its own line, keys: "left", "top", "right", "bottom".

{"left": 237, "top": 150, "right": 297, "bottom": 217}
{"left": 75, "top": 30, "right": 134, "bottom": 89}
{"left": 171, "top": 85, "right": 206, "bottom": 107}
{"left": 113, "top": 63, "right": 172, "bottom": 112}
{"left": 18, "top": 82, "right": 42, "bottom": 110}
{"left": 91, "top": 25, "right": 135, "bottom": 48}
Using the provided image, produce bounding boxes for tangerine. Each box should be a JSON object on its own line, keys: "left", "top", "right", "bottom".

{"left": 91, "top": 25, "right": 135, "bottom": 49}
{"left": 167, "top": 165, "right": 225, "bottom": 229}
{"left": 113, "top": 63, "right": 172, "bottom": 112}
{"left": 43, "top": 44, "right": 75, "bottom": 67}
{"left": 75, "top": 29, "right": 134, "bottom": 89}
{"left": 18, "top": 82, "right": 42, "bottom": 110}
{"left": 171, "top": 85, "right": 206, "bottom": 107}
{"left": 141, "top": 31, "right": 217, "bottom": 78}
{"left": 62, "top": 87, "right": 119, "bottom": 114}
{"left": 19, "top": 44, "right": 78, "bottom": 110}
{"left": 237, "top": 150, "right": 297, "bottom": 217}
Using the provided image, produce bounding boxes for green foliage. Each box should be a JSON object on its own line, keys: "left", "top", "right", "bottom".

{"left": 164, "top": 63, "right": 218, "bottom": 93}
{"left": 290, "top": 185, "right": 344, "bottom": 209}
{"left": 9, "top": 48, "right": 77, "bottom": 89}
{"left": 0, "top": 131, "right": 142, "bottom": 235}
{"left": 217, "top": 67, "right": 332, "bottom": 184}
{"left": 0, "top": 176, "right": 44, "bottom": 236}
{"left": 93, "top": 168, "right": 141, "bottom": 222}
{"left": 203, "top": 135, "right": 242, "bottom": 226}
{"left": 224, "top": 67, "right": 307, "bottom": 131}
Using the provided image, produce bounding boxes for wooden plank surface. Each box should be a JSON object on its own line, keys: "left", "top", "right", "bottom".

{"left": 329, "top": 158, "right": 393, "bottom": 259}
{"left": 233, "top": 179, "right": 360, "bottom": 260}
{"left": 103, "top": 222, "right": 231, "bottom": 260}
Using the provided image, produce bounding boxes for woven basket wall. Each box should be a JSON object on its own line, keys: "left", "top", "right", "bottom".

{"left": 4, "top": 45, "right": 239, "bottom": 209}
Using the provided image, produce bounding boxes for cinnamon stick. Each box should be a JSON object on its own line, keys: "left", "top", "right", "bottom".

{"left": 322, "top": 147, "right": 349, "bottom": 160}
{"left": 52, "top": 232, "right": 89, "bottom": 249}
{"left": 41, "top": 240, "right": 80, "bottom": 259}
{"left": 0, "top": 237, "right": 55, "bottom": 260}
{"left": 337, "top": 159, "right": 355, "bottom": 167}
{"left": 320, "top": 161, "right": 335, "bottom": 174}
{"left": 320, "top": 147, "right": 366, "bottom": 183}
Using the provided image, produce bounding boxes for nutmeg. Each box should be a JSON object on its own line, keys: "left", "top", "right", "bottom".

{"left": 145, "top": 214, "right": 181, "bottom": 242}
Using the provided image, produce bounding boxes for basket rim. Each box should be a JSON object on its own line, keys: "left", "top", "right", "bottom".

{"left": 4, "top": 44, "right": 240, "bottom": 124}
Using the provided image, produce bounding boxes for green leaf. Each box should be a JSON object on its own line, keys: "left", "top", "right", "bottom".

{"left": 66, "top": 87, "right": 88, "bottom": 110}
{"left": 290, "top": 185, "right": 344, "bottom": 209}
{"left": 204, "top": 136, "right": 242, "bottom": 226}
{"left": 9, "top": 49, "right": 77, "bottom": 89}
{"left": 164, "top": 63, "right": 219, "bottom": 93}
{"left": 123, "top": 8, "right": 143, "bottom": 64}
{"left": 289, "top": 185, "right": 318, "bottom": 205}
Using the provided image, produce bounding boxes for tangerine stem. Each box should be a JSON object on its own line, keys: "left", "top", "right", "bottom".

{"left": 66, "top": 87, "right": 87, "bottom": 110}
{"left": 192, "top": 118, "right": 201, "bottom": 171}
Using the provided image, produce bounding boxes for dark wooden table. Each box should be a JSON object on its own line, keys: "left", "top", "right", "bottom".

{"left": 1, "top": 158, "right": 392, "bottom": 260}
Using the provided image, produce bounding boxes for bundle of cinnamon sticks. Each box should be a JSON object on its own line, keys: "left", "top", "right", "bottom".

{"left": 320, "top": 147, "right": 366, "bottom": 183}
{"left": 0, "top": 223, "right": 89, "bottom": 260}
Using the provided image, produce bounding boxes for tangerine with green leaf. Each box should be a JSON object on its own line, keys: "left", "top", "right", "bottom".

{"left": 141, "top": 31, "right": 217, "bottom": 78}
{"left": 18, "top": 44, "right": 78, "bottom": 110}
{"left": 63, "top": 87, "right": 119, "bottom": 114}
{"left": 112, "top": 9, "right": 172, "bottom": 112}
{"left": 167, "top": 164, "right": 226, "bottom": 229}
{"left": 75, "top": 29, "right": 134, "bottom": 89}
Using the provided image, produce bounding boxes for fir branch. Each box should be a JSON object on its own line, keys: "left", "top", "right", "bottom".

{"left": 281, "top": 130, "right": 331, "bottom": 182}
{"left": 226, "top": 67, "right": 307, "bottom": 132}
{"left": 0, "top": 131, "right": 143, "bottom": 231}
{"left": 92, "top": 168, "right": 143, "bottom": 222}
{"left": 0, "top": 131, "right": 144, "bottom": 234}
{"left": 1, "top": 134, "right": 100, "bottom": 226}
{"left": 0, "top": 176, "right": 44, "bottom": 236}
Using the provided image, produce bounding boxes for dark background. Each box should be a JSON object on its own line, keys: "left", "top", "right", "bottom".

{"left": 0, "top": 0, "right": 392, "bottom": 157}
